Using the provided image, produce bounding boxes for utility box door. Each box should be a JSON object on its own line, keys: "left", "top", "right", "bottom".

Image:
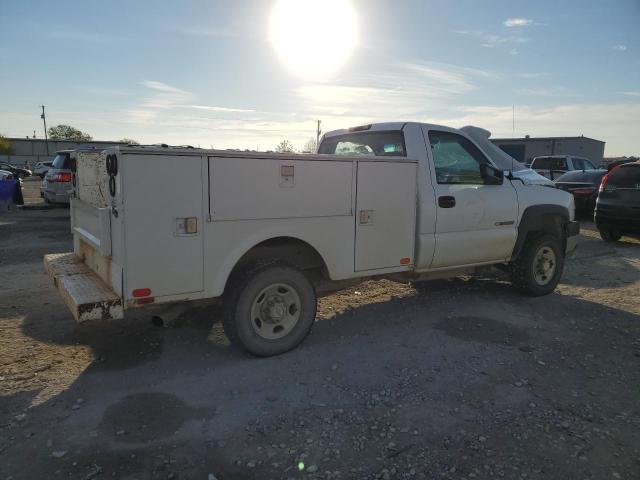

{"left": 123, "top": 154, "right": 204, "bottom": 299}
{"left": 355, "top": 161, "right": 417, "bottom": 271}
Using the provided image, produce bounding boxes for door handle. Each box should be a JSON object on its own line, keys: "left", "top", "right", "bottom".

{"left": 438, "top": 196, "right": 456, "bottom": 208}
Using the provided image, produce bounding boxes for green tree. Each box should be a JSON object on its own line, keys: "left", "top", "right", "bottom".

{"left": 275, "top": 139, "right": 295, "bottom": 153}
{"left": 0, "top": 133, "right": 14, "bottom": 154}
{"left": 48, "top": 125, "right": 93, "bottom": 141}
{"left": 119, "top": 138, "right": 140, "bottom": 145}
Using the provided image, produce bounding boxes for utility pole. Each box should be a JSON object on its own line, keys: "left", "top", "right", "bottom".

{"left": 315, "top": 120, "right": 322, "bottom": 151}
{"left": 40, "top": 105, "right": 49, "bottom": 155}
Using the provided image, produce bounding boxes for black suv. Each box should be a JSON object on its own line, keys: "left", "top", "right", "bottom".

{"left": 594, "top": 161, "right": 640, "bottom": 242}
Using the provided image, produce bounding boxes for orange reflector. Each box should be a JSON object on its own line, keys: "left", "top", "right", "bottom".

{"left": 400, "top": 257, "right": 410, "bottom": 265}
{"left": 132, "top": 288, "right": 151, "bottom": 298}
{"left": 136, "top": 297, "right": 155, "bottom": 305}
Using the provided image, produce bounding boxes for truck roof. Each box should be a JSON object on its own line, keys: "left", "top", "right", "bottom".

{"left": 323, "top": 121, "right": 459, "bottom": 138}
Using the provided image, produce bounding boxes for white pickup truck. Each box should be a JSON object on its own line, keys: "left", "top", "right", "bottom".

{"left": 44, "top": 122, "right": 579, "bottom": 356}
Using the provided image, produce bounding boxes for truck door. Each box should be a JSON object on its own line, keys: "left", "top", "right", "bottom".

{"left": 123, "top": 154, "right": 204, "bottom": 299}
{"left": 424, "top": 129, "right": 518, "bottom": 268}
{"left": 355, "top": 161, "right": 417, "bottom": 271}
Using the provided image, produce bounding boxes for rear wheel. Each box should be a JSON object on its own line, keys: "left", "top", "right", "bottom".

{"left": 510, "top": 233, "right": 564, "bottom": 296}
{"left": 223, "top": 260, "right": 317, "bottom": 356}
{"left": 599, "top": 229, "right": 622, "bottom": 242}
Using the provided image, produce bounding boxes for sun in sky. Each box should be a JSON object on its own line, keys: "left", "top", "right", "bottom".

{"left": 268, "top": 0, "right": 358, "bottom": 80}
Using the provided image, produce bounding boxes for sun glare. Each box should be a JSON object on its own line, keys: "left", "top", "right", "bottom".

{"left": 269, "top": 0, "right": 358, "bottom": 80}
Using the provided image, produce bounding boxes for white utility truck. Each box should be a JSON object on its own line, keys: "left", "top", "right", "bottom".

{"left": 44, "top": 122, "right": 579, "bottom": 356}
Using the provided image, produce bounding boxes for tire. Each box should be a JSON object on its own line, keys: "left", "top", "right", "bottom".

{"left": 599, "top": 229, "right": 622, "bottom": 242}
{"left": 510, "top": 233, "right": 564, "bottom": 296}
{"left": 222, "top": 260, "right": 317, "bottom": 356}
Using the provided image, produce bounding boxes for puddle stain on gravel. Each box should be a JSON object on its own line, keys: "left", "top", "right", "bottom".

{"left": 98, "top": 392, "right": 210, "bottom": 443}
{"left": 435, "top": 315, "right": 530, "bottom": 346}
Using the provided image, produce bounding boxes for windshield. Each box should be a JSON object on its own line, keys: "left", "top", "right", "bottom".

{"left": 51, "top": 153, "right": 71, "bottom": 169}
{"left": 318, "top": 131, "right": 406, "bottom": 157}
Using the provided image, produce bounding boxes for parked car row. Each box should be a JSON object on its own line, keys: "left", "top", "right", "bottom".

{"left": 0, "top": 161, "right": 32, "bottom": 179}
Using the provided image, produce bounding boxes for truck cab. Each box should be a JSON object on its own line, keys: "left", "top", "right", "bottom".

{"left": 44, "top": 122, "right": 579, "bottom": 357}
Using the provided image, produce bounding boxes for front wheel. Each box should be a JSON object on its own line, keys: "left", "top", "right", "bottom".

{"left": 223, "top": 260, "right": 317, "bottom": 356}
{"left": 599, "top": 229, "right": 621, "bottom": 242}
{"left": 510, "top": 233, "right": 564, "bottom": 296}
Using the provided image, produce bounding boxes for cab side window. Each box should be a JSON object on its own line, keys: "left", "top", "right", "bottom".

{"left": 428, "top": 131, "right": 488, "bottom": 185}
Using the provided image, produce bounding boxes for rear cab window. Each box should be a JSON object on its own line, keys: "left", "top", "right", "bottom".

{"left": 51, "top": 153, "right": 71, "bottom": 170}
{"left": 318, "top": 131, "right": 406, "bottom": 157}
{"left": 532, "top": 157, "right": 568, "bottom": 171}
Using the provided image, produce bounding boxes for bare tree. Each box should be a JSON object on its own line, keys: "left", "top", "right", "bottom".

{"left": 302, "top": 138, "right": 317, "bottom": 153}
{"left": 275, "top": 140, "right": 295, "bottom": 153}
{"left": 119, "top": 138, "right": 140, "bottom": 145}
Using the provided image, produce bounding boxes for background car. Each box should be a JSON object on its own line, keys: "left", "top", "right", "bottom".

{"left": 0, "top": 169, "right": 15, "bottom": 180}
{"left": 530, "top": 155, "right": 597, "bottom": 180}
{"left": 594, "top": 161, "right": 640, "bottom": 242}
{"left": 0, "top": 161, "right": 32, "bottom": 179}
{"left": 554, "top": 169, "right": 608, "bottom": 216}
{"left": 42, "top": 151, "right": 74, "bottom": 204}
{"left": 33, "top": 161, "right": 53, "bottom": 178}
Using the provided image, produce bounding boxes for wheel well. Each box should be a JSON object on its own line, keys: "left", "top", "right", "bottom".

{"left": 512, "top": 207, "right": 569, "bottom": 260}
{"left": 230, "top": 237, "right": 328, "bottom": 280}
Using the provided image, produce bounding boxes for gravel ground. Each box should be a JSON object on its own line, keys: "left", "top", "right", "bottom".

{"left": 1, "top": 201, "right": 639, "bottom": 480}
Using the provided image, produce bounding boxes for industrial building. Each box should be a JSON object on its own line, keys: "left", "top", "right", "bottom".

{"left": 491, "top": 135, "right": 605, "bottom": 166}
{"left": 0, "top": 138, "right": 125, "bottom": 167}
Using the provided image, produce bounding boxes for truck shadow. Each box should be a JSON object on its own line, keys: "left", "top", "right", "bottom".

{"left": 8, "top": 276, "right": 640, "bottom": 480}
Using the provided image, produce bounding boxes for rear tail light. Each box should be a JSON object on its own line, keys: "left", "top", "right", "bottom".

{"left": 132, "top": 288, "right": 152, "bottom": 298}
{"left": 49, "top": 172, "right": 72, "bottom": 183}
{"left": 599, "top": 166, "right": 620, "bottom": 192}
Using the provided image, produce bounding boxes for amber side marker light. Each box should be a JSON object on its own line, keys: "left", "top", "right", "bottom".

{"left": 400, "top": 257, "right": 411, "bottom": 265}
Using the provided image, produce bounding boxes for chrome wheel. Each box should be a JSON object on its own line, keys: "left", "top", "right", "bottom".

{"left": 533, "top": 245, "right": 556, "bottom": 286}
{"left": 249, "top": 283, "right": 301, "bottom": 340}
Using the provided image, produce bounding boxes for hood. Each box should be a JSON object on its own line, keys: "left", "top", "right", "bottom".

{"left": 511, "top": 168, "right": 555, "bottom": 186}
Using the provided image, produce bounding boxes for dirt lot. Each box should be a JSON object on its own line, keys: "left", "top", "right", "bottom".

{"left": 1, "top": 185, "right": 639, "bottom": 479}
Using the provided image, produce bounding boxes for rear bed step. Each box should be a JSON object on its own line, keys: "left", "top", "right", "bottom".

{"left": 44, "top": 253, "right": 123, "bottom": 322}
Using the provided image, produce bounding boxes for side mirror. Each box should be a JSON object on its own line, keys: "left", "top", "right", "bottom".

{"left": 480, "top": 163, "right": 503, "bottom": 185}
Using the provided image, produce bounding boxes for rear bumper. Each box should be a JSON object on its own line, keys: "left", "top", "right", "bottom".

{"left": 565, "top": 221, "right": 580, "bottom": 256}
{"left": 595, "top": 209, "right": 640, "bottom": 234}
{"left": 43, "top": 189, "right": 71, "bottom": 203}
{"left": 44, "top": 252, "right": 124, "bottom": 322}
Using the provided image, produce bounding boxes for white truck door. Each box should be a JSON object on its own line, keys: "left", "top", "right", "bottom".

{"left": 355, "top": 161, "right": 417, "bottom": 271}
{"left": 123, "top": 154, "right": 204, "bottom": 299}
{"left": 424, "top": 129, "right": 518, "bottom": 268}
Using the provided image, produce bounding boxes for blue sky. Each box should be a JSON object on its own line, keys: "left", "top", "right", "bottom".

{"left": 1, "top": 0, "right": 638, "bottom": 155}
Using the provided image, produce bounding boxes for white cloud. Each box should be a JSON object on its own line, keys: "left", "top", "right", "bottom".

{"left": 454, "top": 30, "right": 527, "bottom": 49}
{"left": 140, "top": 81, "right": 189, "bottom": 95}
{"left": 504, "top": 18, "right": 533, "bottom": 28}
{"left": 618, "top": 91, "right": 640, "bottom": 97}
{"left": 426, "top": 103, "right": 640, "bottom": 156}
{"left": 186, "top": 105, "right": 255, "bottom": 113}
{"left": 295, "top": 61, "right": 496, "bottom": 120}
{"left": 612, "top": 45, "right": 627, "bottom": 51}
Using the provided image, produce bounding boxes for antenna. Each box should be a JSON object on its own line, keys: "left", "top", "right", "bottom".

{"left": 512, "top": 104, "right": 515, "bottom": 136}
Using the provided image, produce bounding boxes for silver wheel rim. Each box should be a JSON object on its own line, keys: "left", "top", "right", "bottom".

{"left": 249, "top": 283, "right": 301, "bottom": 340}
{"left": 533, "top": 245, "right": 557, "bottom": 286}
